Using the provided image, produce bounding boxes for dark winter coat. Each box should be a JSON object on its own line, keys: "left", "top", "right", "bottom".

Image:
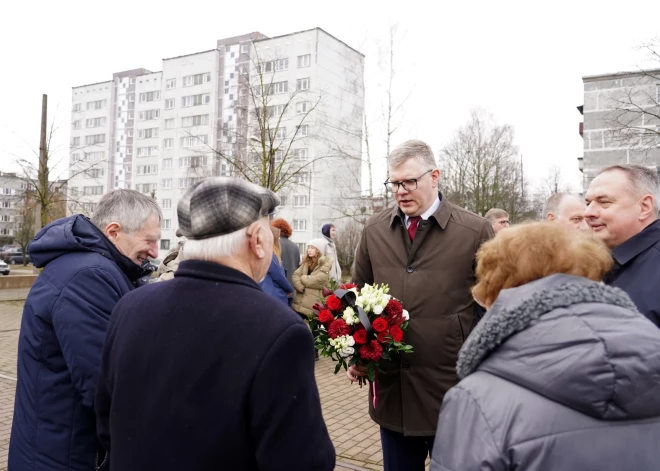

{"left": 95, "top": 260, "right": 335, "bottom": 471}
{"left": 9, "top": 215, "right": 151, "bottom": 471}
{"left": 279, "top": 236, "right": 300, "bottom": 285}
{"left": 260, "top": 254, "right": 294, "bottom": 305}
{"left": 354, "top": 194, "right": 493, "bottom": 435}
{"left": 431, "top": 274, "right": 660, "bottom": 471}
{"left": 605, "top": 219, "right": 660, "bottom": 327}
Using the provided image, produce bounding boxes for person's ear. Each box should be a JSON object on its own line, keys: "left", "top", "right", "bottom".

{"left": 431, "top": 169, "right": 440, "bottom": 188}
{"left": 105, "top": 222, "right": 121, "bottom": 242}
{"left": 639, "top": 194, "right": 655, "bottom": 221}
{"left": 247, "top": 223, "right": 267, "bottom": 259}
{"left": 546, "top": 213, "right": 556, "bottom": 222}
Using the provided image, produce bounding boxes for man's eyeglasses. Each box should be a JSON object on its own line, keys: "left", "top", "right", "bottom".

{"left": 384, "top": 169, "right": 433, "bottom": 193}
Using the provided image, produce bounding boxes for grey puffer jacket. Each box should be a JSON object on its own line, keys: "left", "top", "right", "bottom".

{"left": 431, "top": 273, "right": 660, "bottom": 471}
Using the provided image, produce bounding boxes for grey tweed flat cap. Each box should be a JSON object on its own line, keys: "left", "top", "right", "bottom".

{"left": 177, "top": 177, "right": 280, "bottom": 240}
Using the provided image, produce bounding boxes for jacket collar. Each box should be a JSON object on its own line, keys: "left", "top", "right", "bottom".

{"left": 456, "top": 274, "right": 637, "bottom": 379}
{"left": 611, "top": 219, "right": 660, "bottom": 266}
{"left": 174, "top": 259, "right": 262, "bottom": 290}
{"left": 389, "top": 192, "right": 451, "bottom": 229}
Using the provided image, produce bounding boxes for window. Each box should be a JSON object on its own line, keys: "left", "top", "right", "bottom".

{"left": 293, "top": 148, "right": 308, "bottom": 160}
{"left": 85, "top": 134, "right": 105, "bottom": 145}
{"left": 267, "top": 104, "right": 286, "bottom": 118}
{"left": 270, "top": 81, "right": 288, "bottom": 95}
{"left": 297, "top": 54, "right": 311, "bottom": 68}
{"left": 136, "top": 146, "right": 158, "bottom": 157}
{"left": 162, "top": 219, "right": 171, "bottom": 230}
{"left": 275, "top": 150, "right": 284, "bottom": 162}
{"left": 297, "top": 125, "right": 309, "bottom": 137}
{"left": 180, "top": 135, "right": 208, "bottom": 147}
{"left": 128, "top": 112, "right": 134, "bottom": 120}
{"left": 71, "top": 137, "right": 80, "bottom": 146}
{"left": 179, "top": 156, "right": 208, "bottom": 168}
{"left": 69, "top": 187, "right": 79, "bottom": 196}
{"left": 161, "top": 178, "right": 172, "bottom": 189}
{"left": 0, "top": 215, "right": 10, "bottom": 222}
{"left": 296, "top": 243, "right": 305, "bottom": 254}
{"left": 296, "top": 102, "right": 310, "bottom": 114}
{"left": 183, "top": 73, "right": 212, "bottom": 87}
{"left": 0, "top": 228, "right": 11, "bottom": 236}
{"left": 86, "top": 117, "right": 106, "bottom": 128}
{"left": 160, "top": 240, "right": 170, "bottom": 250}
{"left": 293, "top": 219, "right": 307, "bottom": 231}
{"left": 181, "top": 114, "right": 210, "bottom": 127}
{"left": 162, "top": 158, "right": 173, "bottom": 169}
{"left": 130, "top": 77, "right": 136, "bottom": 84}
{"left": 178, "top": 177, "right": 203, "bottom": 189}
{"left": 138, "top": 128, "right": 159, "bottom": 139}
{"left": 137, "top": 165, "right": 158, "bottom": 175}
{"left": 82, "top": 203, "right": 98, "bottom": 213}
{"left": 165, "top": 98, "right": 175, "bottom": 109}
{"left": 295, "top": 172, "right": 310, "bottom": 184}
{"left": 72, "top": 103, "right": 82, "bottom": 112}
{"left": 83, "top": 185, "right": 104, "bottom": 195}
{"left": 136, "top": 183, "right": 157, "bottom": 194}
{"left": 72, "top": 120, "right": 81, "bottom": 129}
{"left": 1, "top": 201, "right": 10, "bottom": 208}
{"left": 241, "top": 44, "right": 249, "bottom": 54}
{"left": 86, "top": 99, "right": 107, "bottom": 110}
{"left": 139, "top": 109, "right": 160, "bottom": 120}
{"left": 274, "top": 58, "right": 289, "bottom": 71}
{"left": 128, "top": 95, "right": 134, "bottom": 102}
{"left": 164, "top": 118, "right": 175, "bottom": 129}
{"left": 163, "top": 138, "right": 174, "bottom": 149}
{"left": 84, "top": 168, "right": 104, "bottom": 178}
{"left": 297, "top": 78, "right": 310, "bottom": 91}
{"left": 84, "top": 151, "right": 105, "bottom": 161}
{"left": 270, "top": 127, "right": 286, "bottom": 139}
{"left": 166, "top": 78, "right": 176, "bottom": 89}
{"left": 182, "top": 94, "right": 211, "bottom": 107}
{"left": 139, "top": 91, "right": 160, "bottom": 102}
{"left": 161, "top": 198, "right": 172, "bottom": 209}
{"left": 294, "top": 195, "right": 308, "bottom": 207}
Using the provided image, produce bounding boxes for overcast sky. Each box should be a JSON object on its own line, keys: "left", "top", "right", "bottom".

{"left": 1, "top": 0, "right": 659, "bottom": 193}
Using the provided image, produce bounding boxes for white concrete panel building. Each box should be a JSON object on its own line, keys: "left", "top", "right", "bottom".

{"left": 68, "top": 28, "right": 364, "bottom": 259}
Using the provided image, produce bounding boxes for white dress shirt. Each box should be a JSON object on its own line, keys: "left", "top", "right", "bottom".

{"left": 405, "top": 196, "right": 442, "bottom": 229}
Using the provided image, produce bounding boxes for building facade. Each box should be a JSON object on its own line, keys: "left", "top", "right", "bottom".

{"left": 579, "top": 69, "right": 660, "bottom": 189}
{"left": 68, "top": 28, "right": 364, "bottom": 258}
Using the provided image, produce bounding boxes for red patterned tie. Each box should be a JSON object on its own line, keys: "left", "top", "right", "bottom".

{"left": 408, "top": 216, "right": 421, "bottom": 241}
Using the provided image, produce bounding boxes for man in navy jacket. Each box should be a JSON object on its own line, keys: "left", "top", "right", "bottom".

{"left": 9, "top": 190, "right": 161, "bottom": 470}
{"left": 586, "top": 164, "right": 660, "bottom": 327}
{"left": 95, "top": 177, "right": 335, "bottom": 470}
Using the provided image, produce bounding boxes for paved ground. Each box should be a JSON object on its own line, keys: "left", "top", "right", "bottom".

{"left": 0, "top": 296, "right": 430, "bottom": 471}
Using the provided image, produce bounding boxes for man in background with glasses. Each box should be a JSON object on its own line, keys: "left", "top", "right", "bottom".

{"left": 484, "top": 208, "right": 510, "bottom": 234}
{"left": 351, "top": 140, "right": 494, "bottom": 471}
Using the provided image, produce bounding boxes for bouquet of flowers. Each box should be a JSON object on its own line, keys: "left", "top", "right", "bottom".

{"left": 310, "top": 282, "right": 413, "bottom": 386}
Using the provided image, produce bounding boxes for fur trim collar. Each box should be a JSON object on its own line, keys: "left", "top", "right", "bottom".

{"left": 457, "top": 280, "right": 637, "bottom": 379}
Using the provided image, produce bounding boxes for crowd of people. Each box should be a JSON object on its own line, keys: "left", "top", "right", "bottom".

{"left": 6, "top": 138, "right": 660, "bottom": 471}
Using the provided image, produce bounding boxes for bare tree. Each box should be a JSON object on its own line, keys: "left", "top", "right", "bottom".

{"left": 11, "top": 196, "right": 36, "bottom": 265}
{"left": 439, "top": 109, "right": 527, "bottom": 219}
{"left": 604, "top": 38, "right": 660, "bottom": 149}
{"left": 334, "top": 220, "right": 363, "bottom": 273}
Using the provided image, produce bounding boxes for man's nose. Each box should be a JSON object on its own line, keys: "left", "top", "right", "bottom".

{"left": 148, "top": 245, "right": 159, "bottom": 259}
{"left": 395, "top": 184, "right": 409, "bottom": 195}
{"left": 584, "top": 203, "right": 596, "bottom": 218}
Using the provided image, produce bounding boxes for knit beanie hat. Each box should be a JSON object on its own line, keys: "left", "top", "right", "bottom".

{"left": 321, "top": 223, "right": 334, "bottom": 238}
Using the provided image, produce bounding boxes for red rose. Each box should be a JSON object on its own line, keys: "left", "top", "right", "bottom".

{"left": 372, "top": 317, "right": 388, "bottom": 333}
{"left": 318, "top": 309, "right": 334, "bottom": 324}
{"left": 390, "top": 325, "right": 404, "bottom": 343}
{"left": 353, "top": 329, "right": 367, "bottom": 344}
{"left": 340, "top": 283, "right": 357, "bottom": 290}
{"left": 359, "top": 340, "right": 383, "bottom": 362}
{"left": 328, "top": 319, "right": 351, "bottom": 339}
{"left": 377, "top": 331, "right": 390, "bottom": 343}
{"left": 326, "top": 295, "right": 343, "bottom": 312}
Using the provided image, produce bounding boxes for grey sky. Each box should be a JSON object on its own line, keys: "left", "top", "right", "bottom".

{"left": 1, "top": 0, "right": 659, "bottom": 192}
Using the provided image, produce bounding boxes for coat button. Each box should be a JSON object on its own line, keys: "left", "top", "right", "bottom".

{"left": 402, "top": 361, "right": 410, "bottom": 370}
{"left": 406, "top": 266, "right": 414, "bottom": 273}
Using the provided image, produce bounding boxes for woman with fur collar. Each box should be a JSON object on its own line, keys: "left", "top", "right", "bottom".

{"left": 292, "top": 239, "right": 333, "bottom": 318}
{"left": 431, "top": 222, "right": 660, "bottom": 471}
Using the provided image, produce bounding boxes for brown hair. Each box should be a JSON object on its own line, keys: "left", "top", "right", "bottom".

{"left": 303, "top": 245, "right": 320, "bottom": 271}
{"left": 270, "top": 227, "right": 282, "bottom": 263}
{"left": 472, "top": 222, "right": 613, "bottom": 308}
{"left": 484, "top": 208, "right": 509, "bottom": 222}
{"left": 271, "top": 218, "right": 293, "bottom": 238}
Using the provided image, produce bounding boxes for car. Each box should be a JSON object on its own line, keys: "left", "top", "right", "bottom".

{"left": 3, "top": 248, "right": 31, "bottom": 265}
{"left": 0, "top": 260, "right": 9, "bottom": 275}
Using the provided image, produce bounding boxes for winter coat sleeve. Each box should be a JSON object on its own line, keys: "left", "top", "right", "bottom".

{"left": 430, "top": 385, "right": 506, "bottom": 471}
{"left": 301, "top": 257, "right": 331, "bottom": 289}
{"left": 270, "top": 259, "right": 294, "bottom": 294}
{"left": 354, "top": 228, "right": 373, "bottom": 287}
{"left": 250, "top": 323, "right": 335, "bottom": 470}
{"left": 52, "top": 267, "right": 123, "bottom": 408}
{"left": 292, "top": 263, "right": 305, "bottom": 293}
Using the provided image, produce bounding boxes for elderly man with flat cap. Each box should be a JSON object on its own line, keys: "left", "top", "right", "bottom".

{"left": 95, "top": 178, "right": 335, "bottom": 471}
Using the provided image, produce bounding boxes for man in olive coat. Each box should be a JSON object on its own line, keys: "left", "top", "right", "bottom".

{"left": 351, "top": 140, "right": 494, "bottom": 471}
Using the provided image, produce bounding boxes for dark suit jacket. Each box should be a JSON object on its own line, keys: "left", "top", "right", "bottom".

{"left": 606, "top": 220, "right": 660, "bottom": 327}
{"left": 96, "top": 260, "right": 335, "bottom": 471}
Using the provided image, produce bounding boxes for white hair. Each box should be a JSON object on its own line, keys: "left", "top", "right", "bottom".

{"left": 91, "top": 189, "right": 162, "bottom": 234}
{"left": 182, "top": 228, "right": 247, "bottom": 261}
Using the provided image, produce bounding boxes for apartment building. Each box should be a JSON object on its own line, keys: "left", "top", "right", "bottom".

{"left": 69, "top": 28, "right": 364, "bottom": 258}
{"left": 578, "top": 69, "right": 660, "bottom": 190}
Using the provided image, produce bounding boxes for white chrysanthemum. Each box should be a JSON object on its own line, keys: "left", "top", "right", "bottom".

{"left": 340, "top": 346, "right": 355, "bottom": 357}
{"left": 402, "top": 309, "right": 410, "bottom": 320}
